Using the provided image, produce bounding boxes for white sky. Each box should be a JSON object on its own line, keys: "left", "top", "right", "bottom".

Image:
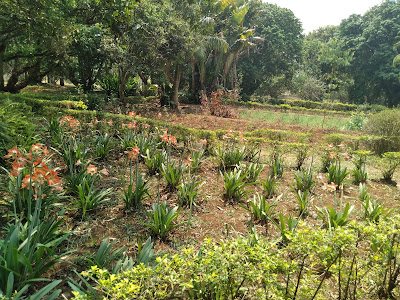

{"left": 265, "top": 0, "right": 384, "bottom": 33}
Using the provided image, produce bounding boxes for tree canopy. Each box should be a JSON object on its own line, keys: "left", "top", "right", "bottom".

{"left": 1, "top": 0, "right": 400, "bottom": 107}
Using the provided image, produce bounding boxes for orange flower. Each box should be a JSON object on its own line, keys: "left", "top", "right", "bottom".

{"left": 328, "top": 152, "right": 335, "bottom": 160}
{"left": 100, "top": 168, "right": 109, "bottom": 176}
{"left": 47, "top": 169, "right": 60, "bottom": 185}
{"left": 128, "top": 111, "right": 136, "bottom": 117}
{"left": 22, "top": 175, "right": 34, "bottom": 189}
{"left": 127, "top": 121, "right": 136, "bottom": 129}
{"left": 128, "top": 147, "right": 140, "bottom": 161}
{"left": 200, "top": 139, "right": 207, "bottom": 146}
{"left": 169, "top": 135, "right": 177, "bottom": 145}
{"left": 3, "top": 147, "right": 21, "bottom": 159}
{"left": 186, "top": 155, "right": 192, "bottom": 167}
{"left": 30, "top": 143, "right": 49, "bottom": 156}
{"left": 10, "top": 161, "right": 25, "bottom": 177}
{"left": 87, "top": 165, "right": 97, "bottom": 175}
{"left": 107, "top": 119, "right": 113, "bottom": 126}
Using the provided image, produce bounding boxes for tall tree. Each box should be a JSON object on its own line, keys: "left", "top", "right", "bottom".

{"left": 0, "top": 0, "right": 71, "bottom": 92}
{"left": 338, "top": 0, "right": 400, "bottom": 106}
{"left": 238, "top": 3, "right": 303, "bottom": 97}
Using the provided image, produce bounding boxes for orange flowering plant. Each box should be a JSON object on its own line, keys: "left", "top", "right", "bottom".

{"left": 2, "top": 144, "right": 63, "bottom": 217}
{"left": 120, "top": 146, "right": 150, "bottom": 210}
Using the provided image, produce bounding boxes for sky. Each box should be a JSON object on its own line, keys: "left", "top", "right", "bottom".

{"left": 265, "top": 0, "right": 384, "bottom": 33}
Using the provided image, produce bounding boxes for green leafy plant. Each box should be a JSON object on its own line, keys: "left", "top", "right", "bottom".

{"left": 241, "top": 193, "right": 279, "bottom": 234}
{"left": 88, "top": 237, "right": 125, "bottom": 271}
{"left": 0, "top": 200, "right": 70, "bottom": 299}
{"left": 292, "top": 165, "right": 315, "bottom": 193}
{"left": 221, "top": 168, "right": 252, "bottom": 203}
{"left": 142, "top": 202, "right": 180, "bottom": 240}
{"left": 376, "top": 152, "right": 400, "bottom": 183}
{"left": 293, "top": 189, "right": 312, "bottom": 216}
{"left": 269, "top": 154, "right": 284, "bottom": 179}
{"left": 261, "top": 175, "right": 278, "bottom": 199}
{"left": 352, "top": 150, "right": 370, "bottom": 184}
{"left": 217, "top": 145, "right": 246, "bottom": 170}
{"left": 292, "top": 143, "right": 310, "bottom": 170}
{"left": 74, "top": 178, "right": 112, "bottom": 218}
{"left": 178, "top": 175, "right": 203, "bottom": 207}
{"left": 359, "top": 184, "right": 392, "bottom": 223}
{"left": 241, "top": 162, "right": 264, "bottom": 183}
{"left": 327, "top": 161, "right": 349, "bottom": 190}
{"left": 271, "top": 213, "right": 299, "bottom": 245}
{"left": 187, "top": 148, "right": 205, "bottom": 173}
{"left": 144, "top": 149, "right": 167, "bottom": 175}
{"left": 93, "top": 132, "right": 114, "bottom": 160}
{"left": 317, "top": 203, "right": 354, "bottom": 230}
{"left": 121, "top": 171, "right": 150, "bottom": 210}
{"left": 161, "top": 162, "right": 183, "bottom": 190}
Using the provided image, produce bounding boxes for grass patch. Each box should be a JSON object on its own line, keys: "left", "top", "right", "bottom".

{"left": 239, "top": 108, "right": 349, "bottom": 130}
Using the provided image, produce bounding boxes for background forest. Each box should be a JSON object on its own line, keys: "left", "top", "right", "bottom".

{"left": 1, "top": 0, "right": 400, "bottom": 106}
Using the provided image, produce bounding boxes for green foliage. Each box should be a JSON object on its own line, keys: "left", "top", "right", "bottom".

{"left": 376, "top": 152, "right": 400, "bottom": 182}
{"left": 0, "top": 200, "right": 69, "bottom": 299}
{"left": 177, "top": 175, "right": 203, "bottom": 207}
{"left": 240, "top": 162, "right": 264, "bottom": 183}
{"left": 75, "top": 219, "right": 400, "bottom": 299}
{"left": 161, "top": 162, "right": 183, "bottom": 190}
{"left": 317, "top": 203, "right": 354, "bottom": 230}
{"left": 221, "top": 168, "right": 252, "bottom": 203}
{"left": 364, "top": 110, "right": 400, "bottom": 155}
{"left": 269, "top": 154, "right": 284, "bottom": 179}
{"left": 327, "top": 161, "right": 349, "bottom": 190}
{"left": 352, "top": 150, "right": 370, "bottom": 184}
{"left": 292, "top": 166, "right": 315, "bottom": 193}
{"left": 144, "top": 149, "right": 167, "bottom": 175}
{"left": 271, "top": 213, "right": 298, "bottom": 245}
{"left": 120, "top": 171, "right": 150, "bottom": 210}
{"left": 293, "top": 189, "right": 312, "bottom": 216}
{"left": 217, "top": 145, "right": 246, "bottom": 171}
{"left": 0, "top": 99, "right": 37, "bottom": 165}
{"left": 359, "top": 184, "right": 392, "bottom": 223}
{"left": 187, "top": 148, "right": 205, "bottom": 173}
{"left": 74, "top": 178, "right": 112, "bottom": 218}
{"left": 344, "top": 111, "right": 367, "bottom": 131}
{"left": 241, "top": 193, "right": 279, "bottom": 231}
{"left": 261, "top": 175, "right": 278, "bottom": 199}
{"left": 92, "top": 132, "right": 114, "bottom": 160}
{"left": 88, "top": 238, "right": 125, "bottom": 271}
{"left": 142, "top": 202, "right": 180, "bottom": 240}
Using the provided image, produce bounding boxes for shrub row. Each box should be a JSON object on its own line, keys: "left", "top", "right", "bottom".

{"left": 73, "top": 217, "right": 400, "bottom": 299}
{"left": 248, "top": 96, "right": 387, "bottom": 113}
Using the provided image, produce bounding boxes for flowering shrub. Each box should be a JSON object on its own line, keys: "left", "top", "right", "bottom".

{"left": 201, "top": 90, "right": 238, "bottom": 118}
{"left": 3, "top": 144, "right": 62, "bottom": 216}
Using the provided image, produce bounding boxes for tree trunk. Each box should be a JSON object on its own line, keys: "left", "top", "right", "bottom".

{"left": 0, "top": 45, "right": 5, "bottom": 89}
{"left": 170, "top": 64, "right": 181, "bottom": 109}
{"left": 119, "top": 68, "right": 128, "bottom": 105}
{"left": 191, "top": 58, "right": 196, "bottom": 97}
{"left": 60, "top": 77, "right": 64, "bottom": 86}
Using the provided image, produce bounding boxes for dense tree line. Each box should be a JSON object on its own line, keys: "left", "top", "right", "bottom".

{"left": 0, "top": 0, "right": 399, "bottom": 106}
